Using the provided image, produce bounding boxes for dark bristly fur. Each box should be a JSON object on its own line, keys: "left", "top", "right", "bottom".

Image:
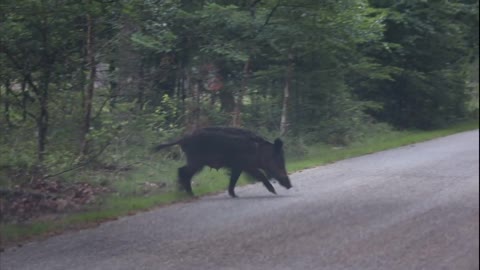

{"left": 152, "top": 126, "right": 292, "bottom": 197}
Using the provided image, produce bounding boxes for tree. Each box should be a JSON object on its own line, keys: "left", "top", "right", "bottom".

{"left": 1, "top": 0, "right": 477, "bottom": 179}
{"left": 362, "top": 0, "right": 479, "bottom": 128}
{"left": 0, "top": 0, "right": 84, "bottom": 162}
{"left": 252, "top": 0, "right": 386, "bottom": 138}
{"left": 80, "top": 4, "right": 97, "bottom": 157}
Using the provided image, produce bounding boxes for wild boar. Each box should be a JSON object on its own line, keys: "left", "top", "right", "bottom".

{"left": 152, "top": 126, "right": 292, "bottom": 197}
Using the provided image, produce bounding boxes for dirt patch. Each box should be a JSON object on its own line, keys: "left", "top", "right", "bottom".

{"left": 0, "top": 179, "right": 109, "bottom": 223}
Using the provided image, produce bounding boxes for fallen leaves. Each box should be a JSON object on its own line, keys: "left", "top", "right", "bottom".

{"left": 0, "top": 179, "right": 109, "bottom": 222}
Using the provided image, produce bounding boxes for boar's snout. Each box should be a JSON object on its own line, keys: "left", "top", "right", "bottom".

{"left": 279, "top": 177, "right": 292, "bottom": 189}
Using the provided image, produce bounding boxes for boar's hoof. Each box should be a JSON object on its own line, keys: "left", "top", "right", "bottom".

{"left": 264, "top": 184, "right": 277, "bottom": 195}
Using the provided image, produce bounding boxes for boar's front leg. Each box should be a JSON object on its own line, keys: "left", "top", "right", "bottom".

{"left": 246, "top": 169, "right": 276, "bottom": 195}
{"left": 228, "top": 168, "right": 242, "bottom": 198}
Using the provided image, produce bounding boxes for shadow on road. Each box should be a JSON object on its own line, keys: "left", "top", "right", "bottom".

{"left": 201, "top": 194, "right": 295, "bottom": 201}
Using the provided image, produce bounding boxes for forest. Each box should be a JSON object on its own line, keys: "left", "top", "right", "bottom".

{"left": 0, "top": 0, "right": 478, "bottom": 225}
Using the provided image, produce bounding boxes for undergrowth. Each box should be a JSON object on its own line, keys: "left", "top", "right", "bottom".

{"left": 0, "top": 120, "right": 478, "bottom": 247}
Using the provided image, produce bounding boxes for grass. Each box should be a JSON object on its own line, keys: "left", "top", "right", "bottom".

{"left": 1, "top": 120, "right": 478, "bottom": 247}
{"left": 287, "top": 120, "right": 479, "bottom": 171}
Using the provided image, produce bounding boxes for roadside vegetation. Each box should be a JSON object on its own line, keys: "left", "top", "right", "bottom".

{"left": 1, "top": 120, "right": 477, "bottom": 246}
{"left": 0, "top": 0, "right": 478, "bottom": 247}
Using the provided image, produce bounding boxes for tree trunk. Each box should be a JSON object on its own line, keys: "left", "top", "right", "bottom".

{"left": 80, "top": 13, "right": 96, "bottom": 157}
{"left": 293, "top": 76, "right": 300, "bottom": 136}
{"left": 108, "top": 61, "right": 117, "bottom": 108}
{"left": 184, "top": 68, "right": 201, "bottom": 132}
{"left": 3, "top": 80, "right": 11, "bottom": 127}
{"left": 21, "top": 78, "right": 28, "bottom": 121}
{"left": 37, "top": 71, "right": 50, "bottom": 162}
{"left": 77, "top": 47, "right": 87, "bottom": 111}
{"left": 280, "top": 53, "right": 293, "bottom": 136}
{"left": 178, "top": 65, "right": 186, "bottom": 117}
{"left": 231, "top": 57, "right": 251, "bottom": 127}
{"left": 191, "top": 78, "right": 201, "bottom": 131}
{"left": 137, "top": 61, "right": 145, "bottom": 110}
{"left": 219, "top": 90, "right": 235, "bottom": 113}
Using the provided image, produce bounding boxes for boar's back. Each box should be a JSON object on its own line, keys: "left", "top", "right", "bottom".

{"left": 180, "top": 127, "right": 268, "bottom": 169}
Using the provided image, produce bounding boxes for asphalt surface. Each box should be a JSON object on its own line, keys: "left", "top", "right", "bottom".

{"left": 1, "top": 130, "right": 479, "bottom": 270}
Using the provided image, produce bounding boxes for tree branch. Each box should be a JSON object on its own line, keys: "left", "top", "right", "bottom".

{"left": 42, "top": 141, "right": 112, "bottom": 180}
{"left": 263, "top": 1, "right": 281, "bottom": 27}
{"left": 0, "top": 44, "right": 41, "bottom": 95}
{"left": 5, "top": 91, "right": 37, "bottom": 120}
{"left": 91, "top": 96, "right": 112, "bottom": 122}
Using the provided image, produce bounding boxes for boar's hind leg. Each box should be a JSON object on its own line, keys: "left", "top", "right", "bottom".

{"left": 246, "top": 169, "right": 276, "bottom": 195}
{"left": 228, "top": 168, "right": 242, "bottom": 198}
{"left": 178, "top": 165, "right": 202, "bottom": 196}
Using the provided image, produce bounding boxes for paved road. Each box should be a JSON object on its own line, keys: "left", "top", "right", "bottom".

{"left": 1, "top": 130, "right": 478, "bottom": 270}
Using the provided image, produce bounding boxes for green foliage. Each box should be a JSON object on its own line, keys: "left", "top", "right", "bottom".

{"left": 358, "top": 0, "right": 479, "bottom": 128}
{"left": 2, "top": 120, "right": 477, "bottom": 246}
{"left": 0, "top": 0, "right": 478, "bottom": 187}
{"left": 0, "top": 0, "right": 479, "bottom": 246}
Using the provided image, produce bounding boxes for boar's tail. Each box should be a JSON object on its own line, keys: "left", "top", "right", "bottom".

{"left": 151, "top": 139, "right": 183, "bottom": 153}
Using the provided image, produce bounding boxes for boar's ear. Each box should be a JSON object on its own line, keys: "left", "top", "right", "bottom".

{"left": 274, "top": 138, "right": 284, "bottom": 153}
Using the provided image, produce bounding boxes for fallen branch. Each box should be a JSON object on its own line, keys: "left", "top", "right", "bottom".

{"left": 42, "top": 141, "right": 112, "bottom": 180}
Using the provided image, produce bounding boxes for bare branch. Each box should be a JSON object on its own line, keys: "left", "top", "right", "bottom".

{"left": 5, "top": 91, "right": 37, "bottom": 120}
{"left": 42, "top": 141, "right": 112, "bottom": 180}
{"left": 91, "top": 96, "right": 112, "bottom": 121}
{"left": 263, "top": 1, "right": 281, "bottom": 27}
